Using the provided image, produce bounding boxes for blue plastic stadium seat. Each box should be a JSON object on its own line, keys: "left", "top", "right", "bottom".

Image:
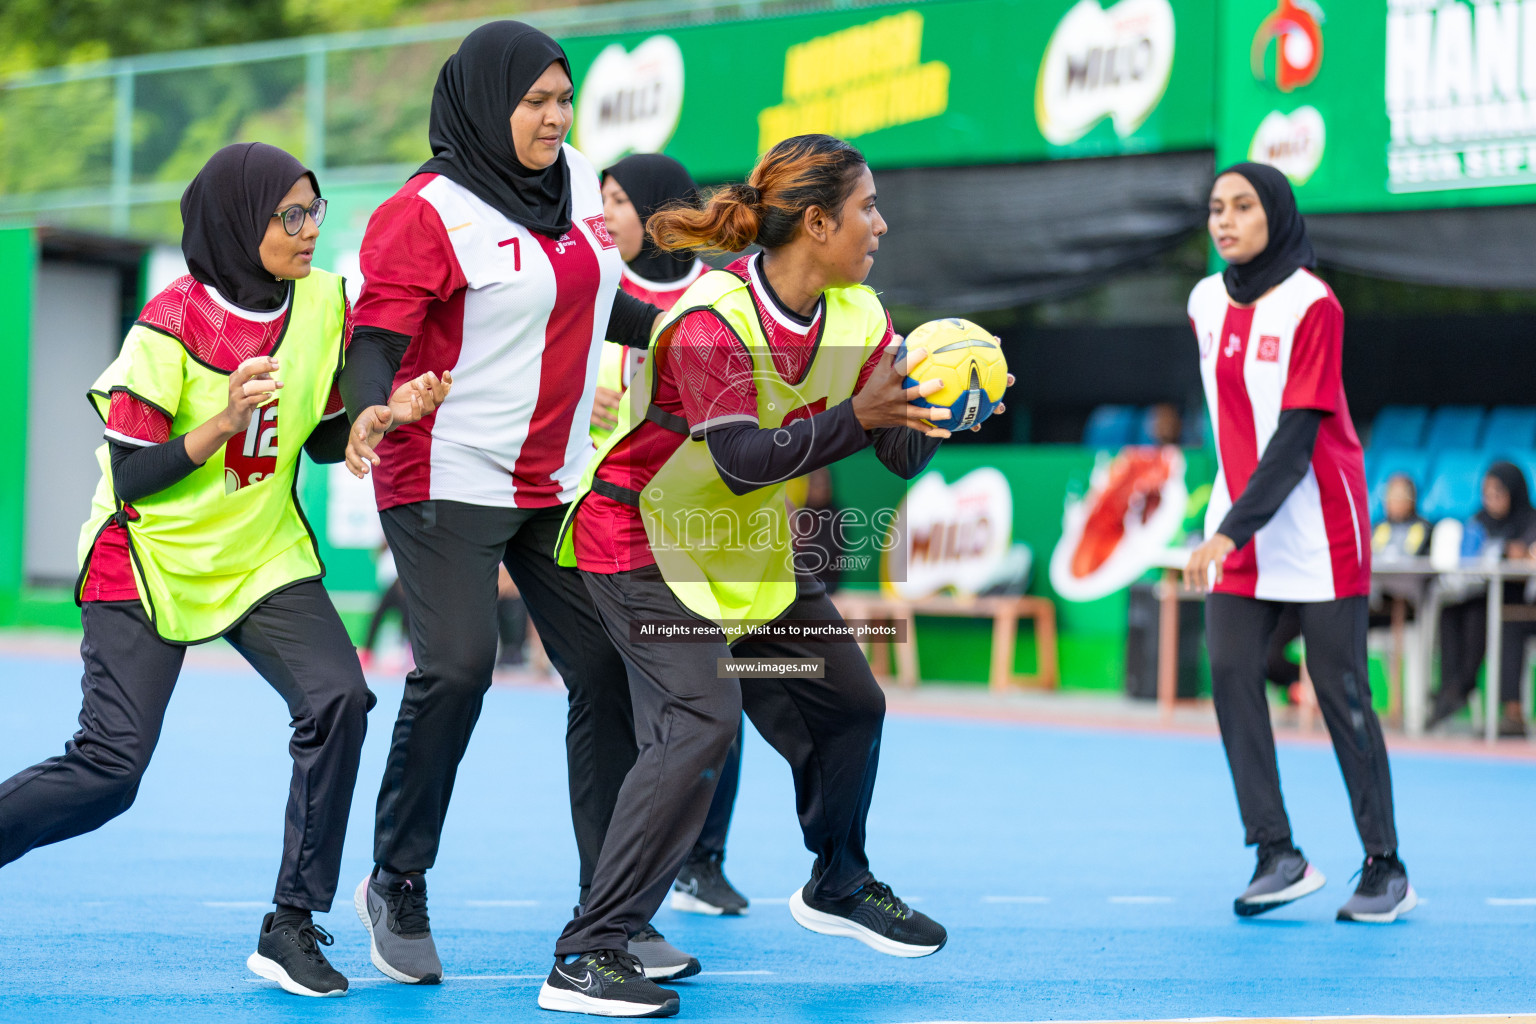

{"left": 1423, "top": 405, "right": 1486, "bottom": 451}
{"left": 1083, "top": 404, "right": 1136, "bottom": 450}
{"left": 1368, "top": 406, "right": 1428, "bottom": 450}
{"left": 1481, "top": 407, "right": 1536, "bottom": 455}
{"left": 1367, "top": 449, "right": 1433, "bottom": 523}
{"left": 1420, "top": 450, "right": 1491, "bottom": 522}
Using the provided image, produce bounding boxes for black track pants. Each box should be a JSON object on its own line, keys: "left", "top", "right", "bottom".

{"left": 559, "top": 565, "right": 884, "bottom": 956}
{"left": 373, "top": 500, "right": 635, "bottom": 891}
{"left": 1206, "top": 593, "right": 1399, "bottom": 856}
{"left": 0, "top": 582, "right": 372, "bottom": 910}
{"left": 691, "top": 718, "right": 743, "bottom": 859}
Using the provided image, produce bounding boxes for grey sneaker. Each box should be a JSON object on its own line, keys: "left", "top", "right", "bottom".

{"left": 628, "top": 923, "right": 700, "bottom": 981}
{"left": 1234, "top": 846, "right": 1326, "bottom": 917}
{"left": 1337, "top": 855, "right": 1417, "bottom": 923}
{"left": 354, "top": 870, "right": 443, "bottom": 984}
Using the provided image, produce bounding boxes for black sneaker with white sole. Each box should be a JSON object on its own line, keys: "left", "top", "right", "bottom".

{"left": 1233, "top": 844, "right": 1326, "bottom": 917}
{"left": 537, "top": 949, "right": 680, "bottom": 1017}
{"left": 789, "top": 874, "right": 946, "bottom": 957}
{"left": 672, "top": 851, "right": 749, "bottom": 916}
{"left": 1337, "top": 854, "right": 1417, "bottom": 923}
{"left": 246, "top": 913, "right": 348, "bottom": 997}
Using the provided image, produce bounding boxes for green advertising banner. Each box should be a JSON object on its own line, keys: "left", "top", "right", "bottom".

{"left": 561, "top": 0, "right": 1214, "bottom": 182}
{"left": 1220, "top": 0, "right": 1536, "bottom": 212}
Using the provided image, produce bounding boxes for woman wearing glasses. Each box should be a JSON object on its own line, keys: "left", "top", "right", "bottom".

{"left": 0, "top": 142, "right": 447, "bottom": 998}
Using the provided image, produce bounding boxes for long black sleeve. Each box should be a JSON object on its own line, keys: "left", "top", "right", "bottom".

{"left": 871, "top": 426, "right": 942, "bottom": 480}
{"left": 606, "top": 290, "right": 663, "bottom": 349}
{"left": 302, "top": 413, "right": 351, "bottom": 464}
{"left": 339, "top": 326, "right": 410, "bottom": 421}
{"left": 110, "top": 437, "right": 198, "bottom": 504}
{"left": 703, "top": 400, "right": 872, "bottom": 496}
{"left": 1217, "top": 408, "right": 1324, "bottom": 549}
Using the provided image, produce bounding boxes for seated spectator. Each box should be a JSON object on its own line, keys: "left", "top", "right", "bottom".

{"left": 1432, "top": 462, "right": 1536, "bottom": 737}
{"left": 1145, "top": 402, "right": 1183, "bottom": 447}
{"left": 1372, "top": 474, "right": 1431, "bottom": 561}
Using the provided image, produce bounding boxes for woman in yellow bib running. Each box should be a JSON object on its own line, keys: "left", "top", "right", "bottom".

{"left": 0, "top": 143, "right": 446, "bottom": 998}
{"left": 540, "top": 133, "right": 1010, "bottom": 1018}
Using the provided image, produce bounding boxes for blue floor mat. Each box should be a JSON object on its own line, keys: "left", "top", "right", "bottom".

{"left": 1, "top": 650, "right": 1532, "bottom": 1022}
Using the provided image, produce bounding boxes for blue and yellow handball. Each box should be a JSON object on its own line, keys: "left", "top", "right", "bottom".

{"left": 899, "top": 318, "right": 1008, "bottom": 430}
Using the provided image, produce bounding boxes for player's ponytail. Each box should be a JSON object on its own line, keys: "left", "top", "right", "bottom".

{"left": 650, "top": 134, "right": 867, "bottom": 255}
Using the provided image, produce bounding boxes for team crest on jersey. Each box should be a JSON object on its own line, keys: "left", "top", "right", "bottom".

{"left": 224, "top": 402, "right": 278, "bottom": 494}
{"left": 583, "top": 215, "right": 617, "bottom": 249}
{"left": 1257, "top": 335, "right": 1281, "bottom": 362}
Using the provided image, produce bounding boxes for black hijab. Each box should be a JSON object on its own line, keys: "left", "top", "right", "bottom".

{"left": 604, "top": 154, "right": 700, "bottom": 283}
{"left": 1216, "top": 161, "right": 1316, "bottom": 305}
{"left": 1476, "top": 461, "right": 1536, "bottom": 540}
{"left": 418, "top": 21, "right": 573, "bottom": 238}
{"left": 181, "top": 142, "right": 317, "bottom": 312}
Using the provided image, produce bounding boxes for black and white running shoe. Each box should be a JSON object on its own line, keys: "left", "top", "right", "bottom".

{"left": 672, "top": 851, "right": 749, "bottom": 916}
{"left": 1233, "top": 845, "right": 1326, "bottom": 917}
{"left": 537, "top": 949, "right": 680, "bottom": 1018}
{"left": 1337, "top": 854, "right": 1417, "bottom": 923}
{"left": 789, "top": 874, "right": 946, "bottom": 957}
{"left": 247, "top": 913, "right": 348, "bottom": 997}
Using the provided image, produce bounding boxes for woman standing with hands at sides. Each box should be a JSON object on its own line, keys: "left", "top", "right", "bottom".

{"left": 594, "top": 152, "right": 751, "bottom": 919}
{"left": 0, "top": 142, "right": 446, "bottom": 998}
{"left": 338, "top": 21, "right": 697, "bottom": 986}
{"left": 590, "top": 154, "right": 707, "bottom": 440}
{"left": 1185, "top": 162, "right": 1414, "bottom": 924}
{"left": 542, "top": 134, "right": 1012, "bottom": 1018}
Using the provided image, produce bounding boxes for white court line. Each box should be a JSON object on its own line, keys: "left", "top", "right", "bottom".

{"left": 983, "top": 896, "right": 1050, "bottom": 904}
{"left": 465, "top": 899, "right": 539, "bottom": 907}
{"left": 751, "top": 897, "right": 790, "bottom": 904}
{"left": 698, "top": 971, "right": 774, "bottom": 976}
{"left": 1487, "top": 897, "right": 1536, "bottom": 905}
{"left": 202, "top": 901, "right": 269, "bottom": 908}
{"left": 1108, "top": 896, "right": 1174, "bottom": 904}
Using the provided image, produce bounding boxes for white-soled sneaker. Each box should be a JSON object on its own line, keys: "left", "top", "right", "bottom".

{"left": 1337, "top": 855, "right": 1417, "bottom": 923}
{"left": 1234, "top": 846, "right": 1325, "bottom": 917}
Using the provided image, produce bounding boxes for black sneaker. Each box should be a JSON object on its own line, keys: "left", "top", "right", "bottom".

{"left": 672, "top": 851, "right": 749, "bottom": 916}
{"left": 1337, "top": 854, "right": 1418, "bottom": 923}
{"left": 537, "top": 949, "right": 680, "bottom": 1017}
{"left": 789, "top": 874, "right": 946, "bottom": 957}
{"left": 1233, "top": 844, "right": 1325, "bottom": 917}
{"left": 247, "top": 913, "right": 348, "bottom": 997}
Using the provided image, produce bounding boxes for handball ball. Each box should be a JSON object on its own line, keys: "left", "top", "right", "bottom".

{"left": 898, "top": 318, "right": 1008, "bottom": 430}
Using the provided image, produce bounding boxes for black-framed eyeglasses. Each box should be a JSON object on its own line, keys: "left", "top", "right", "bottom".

{"left": 271, "top": 198, "right": 327, "bottom": 235}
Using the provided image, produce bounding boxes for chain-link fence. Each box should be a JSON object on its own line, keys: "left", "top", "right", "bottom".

{"left": 0, "top": 0, "right": 878, "bottom": 243}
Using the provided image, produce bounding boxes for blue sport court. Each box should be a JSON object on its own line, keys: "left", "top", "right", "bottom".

{"left": 2, "top": 641, "right": 1533, "bottom": 1023}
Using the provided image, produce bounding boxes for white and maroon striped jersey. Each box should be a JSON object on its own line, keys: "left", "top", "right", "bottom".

{"left": 1189, "top": 267, "right": 1370, "bottom": 601}
{"left": 604, "top": 259, "right": 706, "bottom": 391}
{"left": 353, "top": 144, "right": 623, "bottom": 511}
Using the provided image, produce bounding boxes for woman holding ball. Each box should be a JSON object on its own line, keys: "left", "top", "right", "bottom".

{"left": 1185, "top": 162, "right": 1412, "bottom": 923}
{"left": 540, "top": 133, "right": 1011, "bottom": 1018}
